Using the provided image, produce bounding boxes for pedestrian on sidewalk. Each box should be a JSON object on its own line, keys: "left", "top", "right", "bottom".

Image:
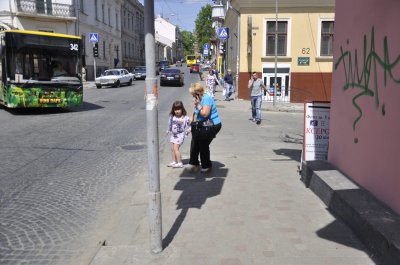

{"left": 82, "top": 67, "right": 86, "bottom": 82}
{"left": 223, "top": 69, "right": 234, "bottom": 101}
{"left": 206, "top": 69, "right": 219, "bottom": 98}
{"left": 187, "top": 83, "right": 222, "bottom": 173}
{"left": 248, "top": 72, "right": 267, "bottom": 125}
{"left": 166, "top": 101, "right": 190, "bottom": 168}
{"left": 199, "top": 63, "right": 204, "bottom": 81}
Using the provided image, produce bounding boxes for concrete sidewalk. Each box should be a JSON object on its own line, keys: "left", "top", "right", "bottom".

{"left": 90, "top": 87, "right": 376, "bottom": 265}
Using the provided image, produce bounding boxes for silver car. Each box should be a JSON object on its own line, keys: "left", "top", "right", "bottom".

{"left": 95, "top": 69, "right": 134, "bottom": 89}
{"left": 132, "top": 66, "right": 146, "bottom": 80}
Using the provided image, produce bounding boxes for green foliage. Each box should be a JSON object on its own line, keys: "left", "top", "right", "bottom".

{"left": 195, "top": 5, "right": 215, "bottom": 54}
{"left": 181, "top": 30, "right": 195, "bottom": 54}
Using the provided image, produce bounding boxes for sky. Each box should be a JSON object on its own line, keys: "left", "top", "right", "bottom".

{"left": 138, "top": 0, "right": 211, "bottom": 32}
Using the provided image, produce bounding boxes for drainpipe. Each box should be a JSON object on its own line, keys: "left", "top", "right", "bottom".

{"left": 228, "top": 1, "right": 240, "bottom": 99}
{"left": 75, "top": 0, "right": 80, "bottom": 36}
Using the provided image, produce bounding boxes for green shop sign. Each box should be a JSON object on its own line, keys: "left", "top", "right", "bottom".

{"left": 298, "top": 57, "right": 310, "bottom": 66}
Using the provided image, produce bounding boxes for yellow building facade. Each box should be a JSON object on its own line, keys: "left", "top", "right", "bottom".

{"left": 224, "top": 1, "right": 335, "bottom": 102}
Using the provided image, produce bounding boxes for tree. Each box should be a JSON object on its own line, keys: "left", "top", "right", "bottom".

{"left": 195, "top": 4, "right": 215, "bottom": 55}
{"left": 181, "top": 30, "right": 195, "bottom": 54}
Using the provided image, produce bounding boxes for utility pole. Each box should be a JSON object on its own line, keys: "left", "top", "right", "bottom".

{"left": 144, "top": 0, "right": 162, "bottom": 254}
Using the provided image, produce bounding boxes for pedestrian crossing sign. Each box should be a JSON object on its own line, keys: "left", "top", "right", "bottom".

{"left": 218, "top": 27, "right": 229, "bottom": 40}
{"left": 89, "top": 33, "right": 99, "bottom": 43}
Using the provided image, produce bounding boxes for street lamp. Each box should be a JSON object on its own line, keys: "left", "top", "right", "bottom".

{"left": 211, "top": 2, "right": 225, "bottom": 68}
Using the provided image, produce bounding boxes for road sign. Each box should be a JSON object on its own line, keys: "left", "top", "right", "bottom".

{"left": 89, "top": 33, "right": 99, "bottom": 43}
{"left": 203, "top": 43, "right": 209, "bottom": 50}
{"left": 203, "top": 49, "right": 209, "bottom": 56}
{"left": 218, "top": 27, "right": 229, "bottom": 40}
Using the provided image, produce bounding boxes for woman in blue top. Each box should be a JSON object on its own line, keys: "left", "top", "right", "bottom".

{"left": 188, "top": 83, "right": 222, "bottom": 172}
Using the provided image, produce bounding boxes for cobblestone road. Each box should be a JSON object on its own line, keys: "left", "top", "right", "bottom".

{"left": 0, "top": 74, "right": 196, "bottom": 264}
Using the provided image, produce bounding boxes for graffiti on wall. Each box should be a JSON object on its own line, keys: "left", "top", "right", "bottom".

{"left": 335, "top": 27, "right": 400, "bottom": 143}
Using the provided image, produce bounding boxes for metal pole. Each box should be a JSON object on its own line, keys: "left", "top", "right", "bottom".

{"left": 93, "top": 58, "right": 96, "bottom": 79}
{"left": 144, "top": 0, "right": 162, "bottom": 254}
{"left": 75, "top": 0, "right": 79, "bottom": 36}
{"left": 273, "top": 0, "right": 278, "bottom": 107}
{"left": 235, "top": 8, "right": 240, "bottom": 100}
{"left": 93, "top": 43, "right": 97, "bottom": 80}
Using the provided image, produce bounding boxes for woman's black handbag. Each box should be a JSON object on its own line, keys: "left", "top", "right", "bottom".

{"left": 191, "top": 119, "right": 216, "bottom": 140}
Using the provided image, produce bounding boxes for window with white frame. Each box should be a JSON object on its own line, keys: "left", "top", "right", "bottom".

{"left": 320, "top": 21, "right": 334, "bottom": 56}
{"left": 266, "top": 21, "right": 288, "bottom": 56}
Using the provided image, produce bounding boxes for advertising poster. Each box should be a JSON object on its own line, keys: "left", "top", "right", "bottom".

{"left": 303, "top": 102, "right": 331, "bottom": 161}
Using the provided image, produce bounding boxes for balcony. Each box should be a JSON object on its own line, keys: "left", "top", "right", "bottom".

{"left": 16, "top": 0, "right": 75, "bottom": 19}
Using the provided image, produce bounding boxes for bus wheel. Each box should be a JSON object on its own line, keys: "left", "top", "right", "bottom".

{"left": 96, "top": 85, "right": 102, "bottom": 89}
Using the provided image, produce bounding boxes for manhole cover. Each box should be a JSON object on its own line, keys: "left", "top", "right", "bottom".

{"left": 120, "top": 144, "right": 145, "bottom": 150}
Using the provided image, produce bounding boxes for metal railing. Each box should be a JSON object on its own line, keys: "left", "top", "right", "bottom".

{"left": 262, "top": 86, "right": 312, "bottom": 103}
{"left": 263, "top": 85, "right": 291, "bottom": 103}
{"left": 16, "top": 0, "right": 75, "bottom": 18}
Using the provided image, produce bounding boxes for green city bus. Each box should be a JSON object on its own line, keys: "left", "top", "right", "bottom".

{"left": 0, "top": 30, "right": 83, "bottom": 108}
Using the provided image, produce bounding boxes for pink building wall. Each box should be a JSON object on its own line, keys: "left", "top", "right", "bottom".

{"left": 329, "top": 0, "right": 400, "bottom": 213}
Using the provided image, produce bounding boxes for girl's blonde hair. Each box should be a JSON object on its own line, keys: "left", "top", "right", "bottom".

{"left": 189, "top": 83, "right": 204, "bottom": 96}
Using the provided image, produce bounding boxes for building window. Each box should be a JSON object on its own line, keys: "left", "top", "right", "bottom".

{"left": 79, "top": 0, "right": 84, "bottom": 13}
{"left": 116, "top": 12, "right": 119, "bottom": 30}
{"left": 103, "top": 41, "right": 106, "bottom": 58}
{"left": 81, "top": 34, "right": 86, "bottom": 55}
{"left": 320, "top": 21, "right": 334, "bottom": 56}
{"left": 102, "top": 4, "right": 105, "bottom": 23}
{"left": 108, "top": 7, "right": 111, "bottom": 25}
{"left": 266, "top": 21, "right": 288, "bottom": 56}
{"left": 95, "top": 0, "right": 98, "bottom": 20}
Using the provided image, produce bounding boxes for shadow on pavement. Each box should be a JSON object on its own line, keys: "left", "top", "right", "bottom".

{"left": 69, "top": 101, "right": 104, "bottom": 112}
{"left": 162, "top": 161, "right": 228, "bottom": 249}
{"left": 316, "top": 217, "right": 382, "bottom": 264}
{"left": 273, "top": 148, "right": 302, "bottom": 162}
{"left": 2, "top": 101, "right": 103, "bottom": 115}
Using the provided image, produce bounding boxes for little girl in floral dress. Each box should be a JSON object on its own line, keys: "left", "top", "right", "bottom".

{"left": 166, "top": 101, "right": 190, "bottom": 168}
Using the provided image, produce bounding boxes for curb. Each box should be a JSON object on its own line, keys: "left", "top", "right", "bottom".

{"left": 301, "top": 160, "right": 400, "bottom": 265}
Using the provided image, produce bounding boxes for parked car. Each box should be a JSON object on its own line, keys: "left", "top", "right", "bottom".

{"left": 132, "top": 66, "right": 146, "bottom": 80}
{"left": 95, "top": 69, "right": 133, "bottom": 88}
{"left": 160, "top": 68, "right": 184, "bottom": 87}
{"left": 201, "top": 64, "right": 211, "bottom": 72}
{"left": 190, "top": 64, "right": 200, "bottom": 73}
{"left": 158, "top": 60, "right": 170, "bottom": 72}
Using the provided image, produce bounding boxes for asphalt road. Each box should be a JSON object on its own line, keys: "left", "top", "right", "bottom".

{"left": 0, "top": 66, "right": 197, "bottom": 265}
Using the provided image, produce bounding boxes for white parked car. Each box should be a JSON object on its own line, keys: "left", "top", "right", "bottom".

{"left": 95, "top": 69, "right": 134, "bottom": 89}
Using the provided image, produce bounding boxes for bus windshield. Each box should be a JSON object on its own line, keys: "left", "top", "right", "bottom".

{"left": 8, "top": 33, "right": 80, "bottom": 82}
{"left": 0, "top": 30, "right": 83, "bottom": 108}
